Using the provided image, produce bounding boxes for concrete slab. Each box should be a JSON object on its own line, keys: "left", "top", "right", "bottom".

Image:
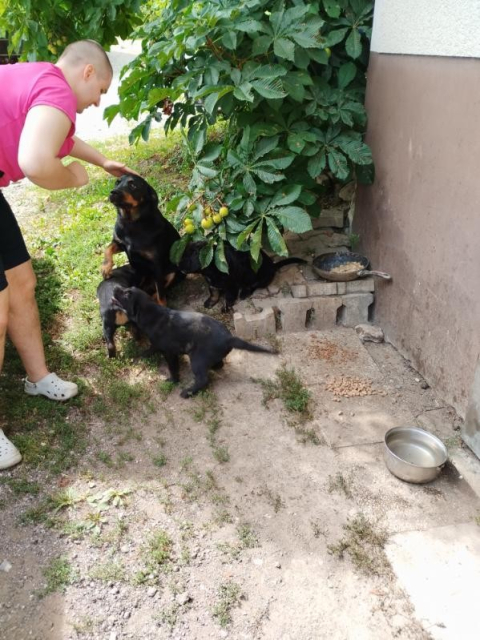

{"left": 335, "top": 444, "right": 480, "bottom": 534}
{"left": 386, "top": 523, "right": 480, "bottom": 640}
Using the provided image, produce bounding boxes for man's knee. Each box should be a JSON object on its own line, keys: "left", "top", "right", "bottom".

{"left": 0, "top": 289, "right": 9, "bottom": 336}
{"left": 6, "top": 262, "right": 37, "bottom": 301}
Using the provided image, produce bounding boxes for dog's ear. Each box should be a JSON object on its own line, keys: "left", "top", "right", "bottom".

{"left": 147, "top": 184, "right": 159, "bottom": 205}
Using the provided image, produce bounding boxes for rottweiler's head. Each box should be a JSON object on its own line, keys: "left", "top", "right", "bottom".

{"left": 109, "top": 174, "right": 158, "bottom": 220}
{"left": 178, "top": 241, "right": 206, "bottom": 274}
{"left": 111, "top": 286, "right": 148, "bottom": 321}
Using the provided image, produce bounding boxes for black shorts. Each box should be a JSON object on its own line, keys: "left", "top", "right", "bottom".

{"left": 0, "top": 190, "right": 31, "bottom": 292}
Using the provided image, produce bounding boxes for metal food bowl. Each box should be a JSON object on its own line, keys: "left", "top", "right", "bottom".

{"left": 384, "top": 426, "right": 448, "bottom": 484}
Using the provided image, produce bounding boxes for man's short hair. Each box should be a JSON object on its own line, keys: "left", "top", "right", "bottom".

{"left": 58, "top": 40, "right": 113, "bottom": 78}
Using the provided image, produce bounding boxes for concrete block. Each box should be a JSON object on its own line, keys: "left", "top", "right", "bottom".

{"left": 307, "top": 281, "right": 338, "bottom": 297}
{"left": 339, "top": 293, "right": 374, "bottom": 327}
{"left": 233, "top": 308, "right": 276, "bottom": 340}
{"left": 345, "top": 278, "right": 375, "bottom": 293}
{"left": 337, "top": 282, "right": 347, "bottom": 295}
{"left": 291, "top": 284, "right": 308, "bottom": 298}
{"left": 251, "top": 297, "right": 282, "bottom": 311}
{"left": 312, "top": 207, "right": 345, "bottom": 229}
{"left": 276, "top": 298, "right": 312, "bottom": 333}
{"left": 310, "top": 297, "right": 343, "bottom": 330}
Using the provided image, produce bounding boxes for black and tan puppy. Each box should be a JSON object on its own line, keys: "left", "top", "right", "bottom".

{"left": 178, "top": 241, "right": 306, "bottom": 311}
{"left": 96, "top": 265, "right": 140, "bottom": 358}
{"left": 102, "top": 174, "right": 183, "bottom": 305}
{"left": 111, "top": 286, "right": 277, "bottom": 397}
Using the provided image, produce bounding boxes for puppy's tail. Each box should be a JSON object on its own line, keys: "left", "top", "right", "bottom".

{"left": 229, "top": 337, "right": 277, "bottom": 355}
{"left": 274, "top": 257, "right": 306, "bottom": 271}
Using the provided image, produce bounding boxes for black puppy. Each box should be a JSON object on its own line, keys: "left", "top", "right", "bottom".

{"left": 96, "top": 265, "right": 142, "bottom": 358}
{"left": 111, "top": 286, "right": 277, "bottom": 397}
{"left": 102, "top": 174, "right": 183, "bottom": 305}
{"left": 178, "top": 241, "right": 306, "bottom": 311}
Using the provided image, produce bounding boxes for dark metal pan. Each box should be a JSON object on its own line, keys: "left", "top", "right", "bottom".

{"left": 312, "top": 252, "right": 392, "bottom": 282}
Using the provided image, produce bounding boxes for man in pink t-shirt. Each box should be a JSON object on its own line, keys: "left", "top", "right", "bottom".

{"left": 0, "top": 40, "right": 136, "bottom": 469}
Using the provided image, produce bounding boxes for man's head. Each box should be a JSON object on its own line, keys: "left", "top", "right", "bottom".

{"left": 56, "top": 40, "right": 113, "bottom": 113}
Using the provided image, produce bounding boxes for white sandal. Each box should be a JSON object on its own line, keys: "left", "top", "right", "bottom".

{"left": 24, "top": 372, "right": 78, "bottom": 401}
{"left": 0, "top": 430, "right": 22, "bottom": 470}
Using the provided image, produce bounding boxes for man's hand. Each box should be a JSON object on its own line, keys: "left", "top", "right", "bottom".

{"left": 102, "top": 159, "right": 140, "bottom": 178}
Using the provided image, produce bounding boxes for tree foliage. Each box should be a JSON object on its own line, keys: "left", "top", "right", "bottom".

{"left": 0, "top": 0, "right": 142, "bottom": 60}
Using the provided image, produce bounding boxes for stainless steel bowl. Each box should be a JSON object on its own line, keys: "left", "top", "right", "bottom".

{"left": 384, "top": 426, "right": 448, "bottom": 484}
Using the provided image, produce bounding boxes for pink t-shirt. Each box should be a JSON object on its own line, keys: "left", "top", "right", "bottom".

{"left": 0, "top": 62, "right": 77, "bottom": 187}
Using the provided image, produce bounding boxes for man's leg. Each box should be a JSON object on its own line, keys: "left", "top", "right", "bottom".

{"left": 5, "top": 260, "right": 78, "bottom": 400}
{"left": 0, "top": 286, "right": 8, "bottom": 371}
{"left": 5, "top": 260, "right": 49, "bottom": 382}
{"left": 0, "top": 274, "right": 22, "bottom": 470}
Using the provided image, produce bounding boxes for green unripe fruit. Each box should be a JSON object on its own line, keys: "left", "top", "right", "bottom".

{"left": 184, "top": 224, "right": 195, "bottom": 234}
{"left": 212, "top": 214, "right": 222, "bottom": 224}
{"left": 219, "top": 206, "right": 229, "bottom": 217}
{"left": 201, "top": 218, "right": 214, "bottom": 230}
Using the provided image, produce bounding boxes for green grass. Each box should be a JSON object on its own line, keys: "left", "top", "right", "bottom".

{"left": 0, "top": 130, "right": 192, "bottom": 479}
{"left": 254, "top": 366, "right": 312, "bottom": 420}
{"left": 212, "top": 581, "right": 243, "bottom": 627}
{"left": 41, "top": 556, "right": 77, "bottom": 596}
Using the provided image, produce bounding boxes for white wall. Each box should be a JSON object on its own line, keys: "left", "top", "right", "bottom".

{"left": 371, "top": 0, "right": 480, "bottom": 58}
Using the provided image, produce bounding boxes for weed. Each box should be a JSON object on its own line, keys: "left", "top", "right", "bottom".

{"left": 254, "top": 366, "right": 312, "bottom": 420}
{"left": 96, "top": 451, "right": 114, "bottom": 467}
{"left": 327, "top": 513, "right": 389, "bottom": 575}
{"left": 153, "top": 453, "right": 167, "bottom": 468}
{"left": 0, "top": 477, "right": 40, "bottom": 496}
{"left": 261, "top": 486, "right": 285, "bottom": 513}
{"left": 158, "top": 380, "right": 176, "bottom": 399}
{"left": 144, "top": 529, "right": 174, "bottom": 568}
{"left": 311, "top": 520, "right": 329, "bottom": 539}
{"left": 212, "top": 581, "right": 243, "bottom": 627}
{"left": 348, "top": 232, "right": 361, "bottom": 249}
{"left": 237, "top": 523, "right": 259, "bottom": 548}
{"left": 327, "top": 472, "right": 353, "bottom": 499}
{"left": 213, "top": 446, "right": 230, "bottom": 463}
{"left": 89, "top": 561, "right": 126, "bottom": 583}
{"left": 40, "top": 556, "right": 77, "bottom": 596}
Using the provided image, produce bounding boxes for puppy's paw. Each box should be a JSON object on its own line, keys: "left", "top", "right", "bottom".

{"left": 101, "top": 264, "right": 113, "bottom": 279}
{"left": 180, "top": 388, "right": 193, "bottom": 399}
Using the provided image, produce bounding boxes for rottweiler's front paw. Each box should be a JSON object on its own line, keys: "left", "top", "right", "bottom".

{"left": 101, "top": 264, "right": 113, "bottom": 279}
{"left": 180, "top": 387, "right": 194, "bottom": 399}
{"left": 203, "top": 298, "right": 216, "bottom": 309}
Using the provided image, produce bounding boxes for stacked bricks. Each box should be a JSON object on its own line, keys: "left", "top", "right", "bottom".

{"left": 233, "top": 269, "right": 375, "bottom": 339}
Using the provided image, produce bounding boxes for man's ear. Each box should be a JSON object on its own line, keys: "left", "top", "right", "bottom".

{"left": 83, "top": 63, "right": 95, "bottom": 80}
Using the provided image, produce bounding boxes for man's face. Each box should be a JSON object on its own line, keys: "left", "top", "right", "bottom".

{"left": 76, "top": 65, "right": 112, "bottom": 113}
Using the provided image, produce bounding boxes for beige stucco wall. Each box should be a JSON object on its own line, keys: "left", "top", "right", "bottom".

{"left": 354, "top": 53, "right": 480, "bottom": 414}
{"left": 371, "top": 0, "right": 480, "bottom": 57}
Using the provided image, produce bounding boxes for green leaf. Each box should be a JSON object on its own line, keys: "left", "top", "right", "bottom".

{"left": 236, "top": 19, "right": 264, "bottom": 33}
{"left": 196, "top": 162, "right": 218, "bottom": 178}
{"left": 266, "top": 218, "right": 289, "bottom": 256}
{"left": 282, "top": 74, "right": 305, "bottom": 102}
{"left": 147, "top": 87, "right": 171, "bottom": 108}
{"left": 271, "top": 185, "right": 302, "bottom": 207}
{"left": 308, "top": 150, "right": 327, "bottom": 178}
{"left": 252, "top": 35, "right": 272, "bottom": 56}
{"left": 214, "top": 240, "right": 229, "bottom": 274}
{"left": 199, "top": 243, "right": 214, "bottom": 268}
{"left": 252, "top": 168, "right": 284, "bottom": 183}
{"left": 233, "top": 82, "right": 254, "bottom": 102}
{"left": 243, "top": 172, "right": 257, "bottom": 195}
{"left": 323, "top": 0, "right": 341, "bottom": 18}
{"left": 324, "top": 28, "right": 348, "bottom": 47}
{"left": 251, "top": 78, "right": 287, "bottom": 99}
{"left": 287, "top": 133, "right": 306, "bottom": 153}
{"left": 346, "top": 28, "right": 362, "bottom": 59}
{"left": 258, "top": 155, "right": 294, "bottom": 170}
{"left": 222, "top": 31, "right": 237, "bottom": 50}
{"left": 204, "top": 86, "right": 234, "bottom": 115}
{"left": 274, "top": 37, "right": 295, "bottom": 61}
{"left": 254, "top": 136, "right": 280, "bottom": 160}
{"left": 338, "top": 62, "right": 357, "bottom": 89}
{"left": 250, "top": 220, "right": 263, "bottom": 263}
{"left": 274, "top": 206, "right": 313, "bottom": 233}
{"left": 327, "top": 149, "right": 350, "bottom": 180}
{"left": 236, "top": 221, "right": 259, "bottom": 249}
{"left": 337, "top": 139, "right": 373, "bottom": 165}
{"left": 170, "top": 236, "right": 190, "bottom": 265}
{"left": 254, "top": 64, "right": 288, "bottom": 79}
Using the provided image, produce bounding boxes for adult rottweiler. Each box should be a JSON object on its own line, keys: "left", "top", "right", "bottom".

{"left": 102, "top": 174, "right": 182, "bottom": 305}
{"left": 177, "top": 241, "right": 306, "bottom": 311}
{"left": 111, "top": 286, "right": 277, "bottom": 397}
